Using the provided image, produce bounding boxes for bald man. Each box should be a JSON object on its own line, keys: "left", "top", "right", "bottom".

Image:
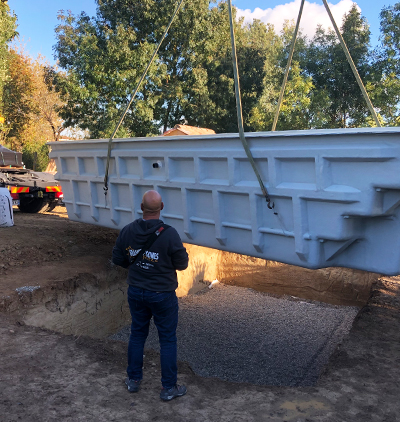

{"left": 112, "top": 190, "right": 189, "bottom": 401}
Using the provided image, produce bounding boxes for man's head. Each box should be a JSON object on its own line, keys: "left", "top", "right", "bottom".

{"left": 141, "top": 190, "right": 164, "bottom": 220}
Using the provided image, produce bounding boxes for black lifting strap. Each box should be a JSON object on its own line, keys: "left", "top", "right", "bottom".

{"left": 129, "top": 224, "right": 170, "bottom": 266}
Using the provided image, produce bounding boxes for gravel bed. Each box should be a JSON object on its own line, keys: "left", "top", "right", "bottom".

{"left": 110, "top": 284, "right": 359, "bottom": 386}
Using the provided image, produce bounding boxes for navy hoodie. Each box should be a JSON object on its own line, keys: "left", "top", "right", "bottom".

{"left": 112, "top": 218, "right": 189, "bottom": 291}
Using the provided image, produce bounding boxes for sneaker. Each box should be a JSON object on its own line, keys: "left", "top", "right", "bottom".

{"left": 160, "top": 384, "right": 187, "bottom": 401}
{"left": 125, "top": 377, "right": 141, "bottom": 393}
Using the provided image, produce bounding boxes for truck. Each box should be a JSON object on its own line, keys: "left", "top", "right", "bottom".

{"left": 0, "top": 144, "right": 63, "bottom": 213}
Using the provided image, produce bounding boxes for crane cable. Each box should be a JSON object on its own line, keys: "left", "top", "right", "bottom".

{"left": 103, "top": 0, "right": 185, "bottom": 196}
{"left": 272, "top": 0, "right": 305, "bottom": 132}
{"left": 103, "top": 0, "right": 377, "bottom": 210}
{"left": 322, "top": 0, "right": 380, "bottom": 127}
{"left": 227, "top": 0, "right": 274, "bottom": 210}
{"left": 272, "top": 0, "right": 381, "bottom": 131}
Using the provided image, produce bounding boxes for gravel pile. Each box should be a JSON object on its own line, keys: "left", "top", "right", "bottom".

{"left": 110, "top": 284, "right": 359, "bottom": 386}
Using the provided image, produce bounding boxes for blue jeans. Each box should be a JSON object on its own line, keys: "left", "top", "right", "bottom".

{"left": 127, "top": 286, "right": 179, "bottom": 389}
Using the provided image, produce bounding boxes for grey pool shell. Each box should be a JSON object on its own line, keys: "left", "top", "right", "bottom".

{"left": 110, "top": 284, "right": 358, "bottom": 387}
{"left": 50, "top": 127, "right": 400, "bottom": 275}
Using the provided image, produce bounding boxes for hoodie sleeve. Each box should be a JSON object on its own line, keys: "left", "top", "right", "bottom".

{"left": 112, "top": 229, "right": 129, "bottom": 268}
{"left": 169, "top": 229, "right": 189, "bottom": 270}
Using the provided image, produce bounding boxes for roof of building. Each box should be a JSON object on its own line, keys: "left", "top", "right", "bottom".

{"left": 162, "top": 124, "right": 216, "bottom": 136}
{"left": 45, "top": 159, "right": 57, "bottom": 174}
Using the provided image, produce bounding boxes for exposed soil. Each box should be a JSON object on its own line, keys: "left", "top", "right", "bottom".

{"left": 1, "top": 208, "right": 400, "bottom": 421}
{"left": 0, "top": 207, "right": 119, "bottom": 298}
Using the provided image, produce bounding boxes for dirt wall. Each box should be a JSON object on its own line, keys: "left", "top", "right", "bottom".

{"left": 178, "top": 245, "right": 379, "bottom": 306}
{"left": 1, "top": 266, "right": 131, "bottom": 339}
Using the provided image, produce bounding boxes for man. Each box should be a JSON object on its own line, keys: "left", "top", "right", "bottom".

{"left": 112, "top": 190, "right": 189, "bottom": 401}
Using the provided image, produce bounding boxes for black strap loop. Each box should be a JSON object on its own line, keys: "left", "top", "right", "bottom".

{"left": 129, "top": 223, "right": 170, "bottom": 266}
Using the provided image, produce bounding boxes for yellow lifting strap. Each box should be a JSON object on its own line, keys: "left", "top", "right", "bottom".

{"left": 103, "top": 0, "right": 274, "bottom": 209}
{"left": 103, "top": 0, "right": 185, "bottom": 196}
{"left": 227, "top": 0, "right": 274, "bottom": 209}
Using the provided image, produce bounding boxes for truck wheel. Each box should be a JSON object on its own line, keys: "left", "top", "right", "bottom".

{"left": 18, "top": 197, "right": 45, "bottom": 213}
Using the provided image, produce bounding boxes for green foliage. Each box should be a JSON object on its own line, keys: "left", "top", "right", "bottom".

{"left": 152, "top": 0, "right": 216, "bottom": 132}
{"left": 182, "top": 2, "right": 242, "bottom": 133}
{"left": 3, "top": 50, "right": 65, "bottom": 169}
{"left": 0, "top": 2, "right": 17, "bottom": 110}
{"left": 53, "top": 1, "right": 400, "bottom": 134}
{"left": 378, "top": 2, "right": 400, "bottom": 69}
{"left": 3, "top": 50, "right": 35, "bottom": 144}
{"left": 250, "top": 21, "right": 313, "bottom": 131}
{"left": 303, "top": 5, "right": 373, "bottom": 128}
{"left": 54, "top": 1, "right": 285, "bottom": 135}
{"left": 370, "top": 3, "right": 400, "bottom": 126}
{"left": 22, "top": 142, "right": 49, "bottom": 172}
{"left": 55, "top": 4, "right": 169, "bottom": 138}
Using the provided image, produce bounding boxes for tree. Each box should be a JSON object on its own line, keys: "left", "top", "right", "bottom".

{"left": 32, "top": 63, "right": 66, "bottom": 142}
{"left": 0, "top": 1, "right": 17, "bottom": 142}
{"left": 166, "top": 4, "right": 283, "bottom": 133}
{"left": 249, "top": 21, "right": 313, "bottom": 131}
{"left": 304, "top": 6, "right": 373, "bottom": 128}
{"left": 184, "top": 1, "right": 243, "bottom": 133}
{"left": 3, "top": 49, "right": 35, "bottom": 150}
{"left": 150, "top": 0, "right": 216, "bottom": 132}
{"left": 54, "top": 1, "right": 290, "bottom": 135}
{"left": 3, "top": 50, "right": 66, "bottom": 170}
{"left": 369, "top": 2, "right": 400, "bottom": 126}
{"left": 54, "top": 5, "right": 169, "bottom": 138}
{"left": 0, "top": 2, "right": 17, "bottom": 110}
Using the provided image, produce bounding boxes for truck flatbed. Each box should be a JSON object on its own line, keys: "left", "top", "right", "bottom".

{"left": 0, "top": 167, "right": 63, "bottom": 213}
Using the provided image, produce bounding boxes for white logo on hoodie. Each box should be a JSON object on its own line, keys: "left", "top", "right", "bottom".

{"left": 144, "top": 250, "right": 159, "bottom": 262}
{"left": 127, "top": 247, "right": 141, "bottom": 257}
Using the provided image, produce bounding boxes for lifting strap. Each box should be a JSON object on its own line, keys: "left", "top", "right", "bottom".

{"left": 272, "top": 0, "right": 305, "bottom": 132}
{"left": 103, "top": 0, "right": 185, "bottom": 196}
{"left": 103, "top": 0, "right": 378, "bottom": 212}
{"left": 227, "top": 0, "right": 274, "bottom": 210}
{"left": 104, "top": 0, "right": 274, "bottom": 209}
{"left": 322, "top": 0, "right": 380, "bottom": 127}
{"left": 272, "top": 0, "right": 381, "bottom": 131}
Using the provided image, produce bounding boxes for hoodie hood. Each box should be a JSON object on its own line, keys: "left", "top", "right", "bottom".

{"left": 129, "top": 218, "right": 163, "bottom": 241}
{"left": 112, "top": 217, "right": 189, "bottom": 291}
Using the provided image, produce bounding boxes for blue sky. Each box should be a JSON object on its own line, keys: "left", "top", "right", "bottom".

{"left": 9, "top": 0, "right": 399, "bottom": 65}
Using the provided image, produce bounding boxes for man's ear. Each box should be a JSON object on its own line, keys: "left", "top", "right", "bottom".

{"left": 140, "top": 203, "right": 144, "bottom": 211}
{"left": 160, "top": 202, "right": 164, "bottom": 211}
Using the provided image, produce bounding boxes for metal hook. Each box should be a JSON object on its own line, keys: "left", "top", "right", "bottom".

{"left": 266, "top": 197, "right": 275, "bottom": 210}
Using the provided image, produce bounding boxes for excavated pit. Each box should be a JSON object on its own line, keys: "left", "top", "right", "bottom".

{"left": 0, "top": 208, "right": 380, "bottom": 385}
{"left": 1, "top": 241, "right": 377, "bottom": 339}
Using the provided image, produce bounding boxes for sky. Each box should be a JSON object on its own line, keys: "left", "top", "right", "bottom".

{"left": 8, "top": 0, "right": 399, "bottom": 65}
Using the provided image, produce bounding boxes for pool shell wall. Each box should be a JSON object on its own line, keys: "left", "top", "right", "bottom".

{"left": 1, "top": 244, "right": 378, "bottom": 339}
